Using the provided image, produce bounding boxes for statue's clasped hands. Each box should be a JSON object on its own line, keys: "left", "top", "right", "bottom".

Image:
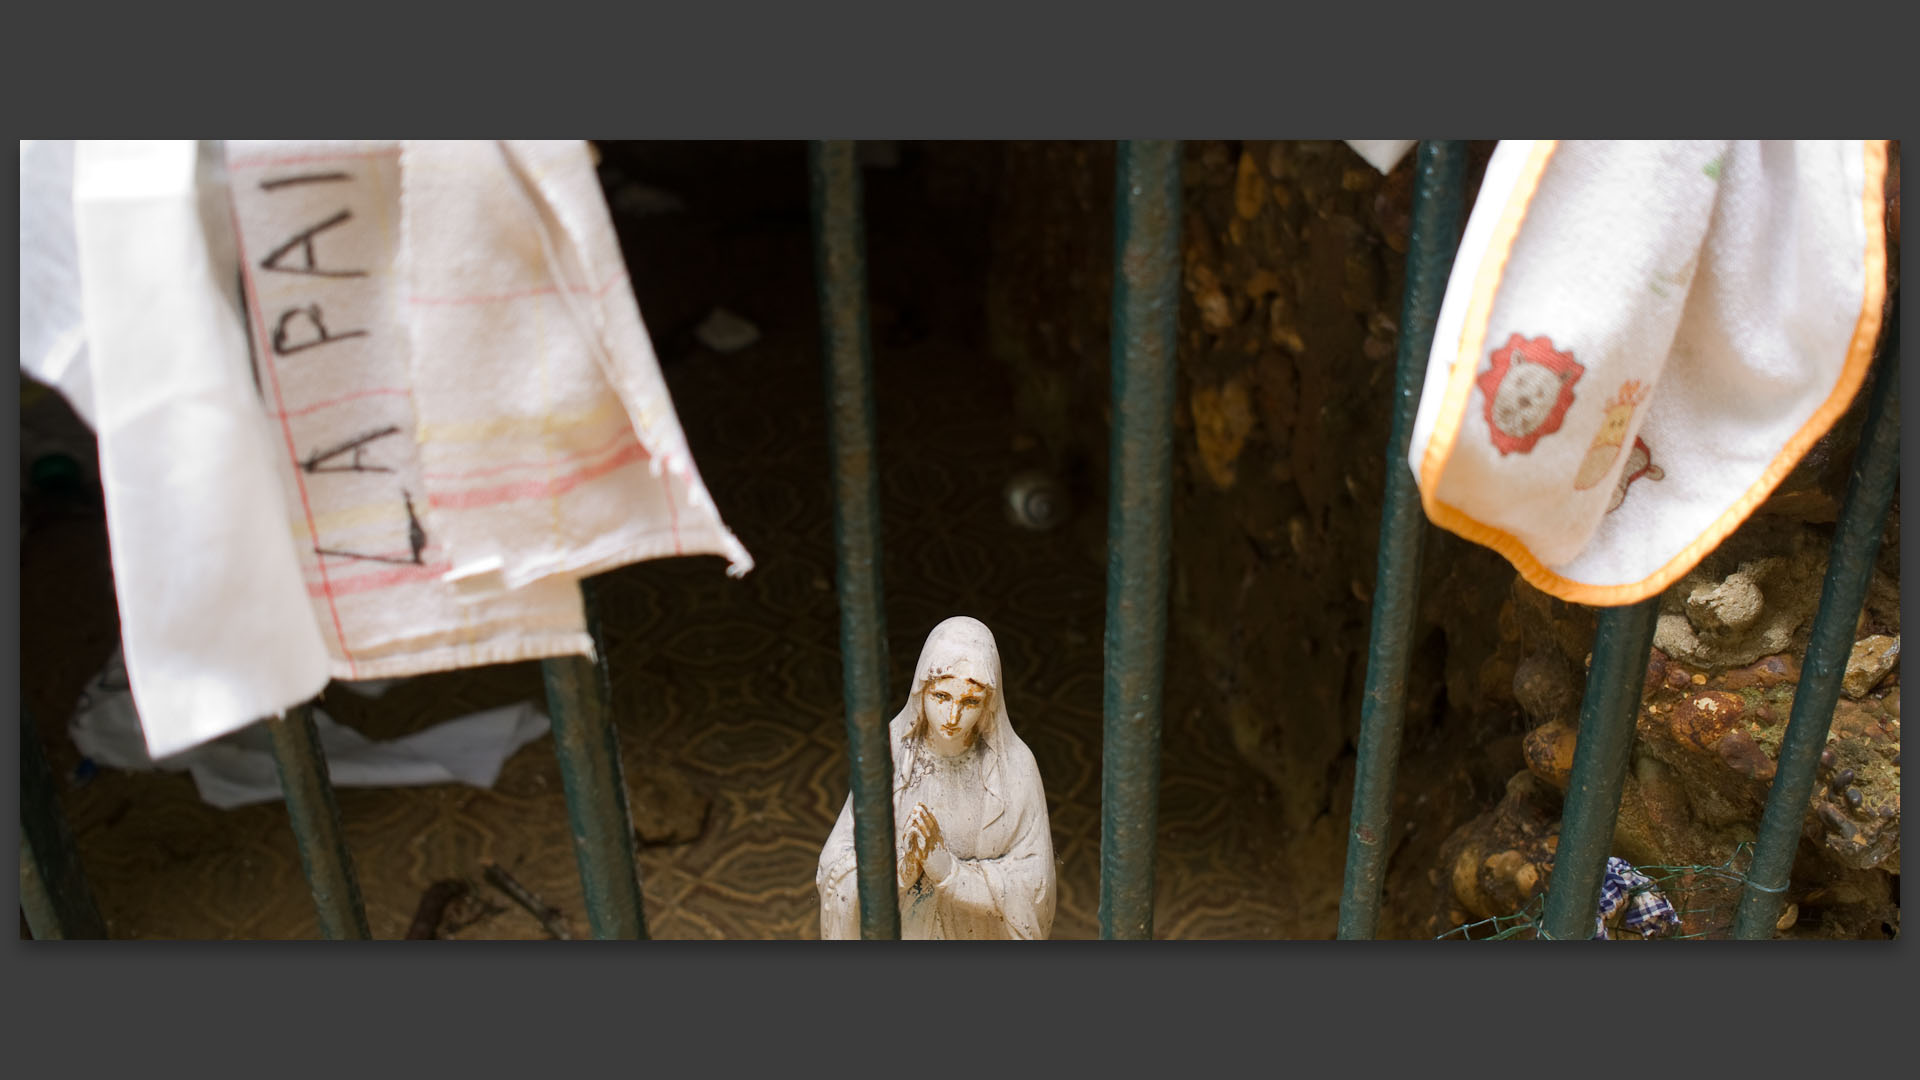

{"left": 899, "top": 802, "right": 952, "bottom": 888}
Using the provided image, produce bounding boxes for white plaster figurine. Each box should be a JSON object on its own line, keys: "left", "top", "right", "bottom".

{"left": 817, "top": 616, "right": 1056, "bottom": 939}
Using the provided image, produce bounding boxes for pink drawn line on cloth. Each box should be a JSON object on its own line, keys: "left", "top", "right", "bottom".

{"left": 422, "top": 427, "right": 641, "bottom": 482}
{"left": 231, "top": 202, "right": 357, "bottom": 674}
{"left": 276, "top": 387, "right": 413, "bottom": 420}
{"left": 429, "top": 442, "right": 650, "bottom": 512}
{"left": 228, "top": 147, "right": 402, "bottom": 171}
{"left": 310, "top": 561, "right": 454, "bottom": 599}
{"left": 406, "top": 269, "right": 629, "bottom": 308}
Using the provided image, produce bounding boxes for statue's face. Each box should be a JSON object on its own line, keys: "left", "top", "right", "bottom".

{"left": 922, "top": 674, "right": 990, "bottom": 756}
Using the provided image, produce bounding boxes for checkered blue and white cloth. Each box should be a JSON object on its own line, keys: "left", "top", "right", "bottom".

{"left": 1594, "top": 856, "right": 1680, "bottom": 940}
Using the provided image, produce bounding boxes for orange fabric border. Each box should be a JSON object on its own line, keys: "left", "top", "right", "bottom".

{"left": 1418, "top": 140, "right": 1890, "bottom": 607}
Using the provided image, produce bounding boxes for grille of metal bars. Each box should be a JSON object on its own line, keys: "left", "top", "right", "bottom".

{"left": 810, "top": 140, "right": 1184, "bottom": 939}
{"left": 20, "top": 142, "right": 1897, "bottom": 942}
{"left": 256, "top": 593, "right": 652, "bottom": 941}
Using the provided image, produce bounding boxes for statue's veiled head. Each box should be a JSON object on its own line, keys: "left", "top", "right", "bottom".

{"left": 906, "top": 617, "right": 1005, "bottom": 759}
{"left": 921, "top": 662, "right": 992, "bottom": 756}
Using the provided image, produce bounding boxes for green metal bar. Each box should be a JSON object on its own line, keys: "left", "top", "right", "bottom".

{"left": 810, "top": 139, "right": 898, "bottom": 940}
{"left": 266, "top": 703, "right": 372, "bottom": 940}
{"left": 542, "top": 654, "right": 648, "bottom": 939}
{"left": 1099, "top": 140, "right": 1183, "bottom": 940}
{"left": 1336, "top": 140, "right": 1469, "bottom": 940}
{"left": 1733, "top": 324, "right": 1900, "bottom": 939}
{"left": 19, "top": 705, "right": 108, "bottom": 939}
{"left": 1537, "top": 597, "right": 1662, "bottom": 940}
{"left": 540, "top": 576, "right": 647, "bottom": 940}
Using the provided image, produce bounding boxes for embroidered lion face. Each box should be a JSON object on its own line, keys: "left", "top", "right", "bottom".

{"left": 1476, "top": 334, "right": 1585, "bottom": 455}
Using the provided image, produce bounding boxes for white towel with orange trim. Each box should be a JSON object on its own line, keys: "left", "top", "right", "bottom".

{"left": 1344, "top": 140, "right": 1417, "bottom": 175}
{"left": 1408, "top": 140, "right": 1889, "bottom": 606}
{"left": 31, "top": 139, "right": 752, "bottom": 758}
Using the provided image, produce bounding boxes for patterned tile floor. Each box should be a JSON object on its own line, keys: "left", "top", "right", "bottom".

{"left": 22, "top": 149, "right": 1338, "bottom": 939}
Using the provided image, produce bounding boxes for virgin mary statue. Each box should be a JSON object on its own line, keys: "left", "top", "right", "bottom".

{"left": 816, "top": 616, "right": 1056, "bottom": 940}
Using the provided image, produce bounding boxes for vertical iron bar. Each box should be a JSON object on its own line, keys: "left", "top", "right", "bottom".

{"left": 810, "top": 140, "right": 898, "bottom": 940}
{"left": 542, "top": 582, "right": 648, "bottom": 940}
{"left": 542, "top": 668, "right": 647, "bottom": 939}
{"left": 1537, "top": 598, "right": 1662, "bottom": 940}
{"left": 1336, "top": 140, "right": 1469, "bottom": 940}
{"left": 19, "top": 705, "right": 108, "bottom": 939}
{"left": 266, "top": 703, "right": 372, "bottom": 940}
{"left": 1734, "top": 327, "right": 1900, "bottom": 939}
{"left": 1099, "top": 140, "right": 1183, "bottom": 940}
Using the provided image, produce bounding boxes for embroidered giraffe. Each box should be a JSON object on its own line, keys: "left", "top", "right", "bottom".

{"left": 1575, "top": 380, "right": 1651, "bottom": 490}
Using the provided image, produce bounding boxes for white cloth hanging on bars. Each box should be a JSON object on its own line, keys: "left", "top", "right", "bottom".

{"left": 1344, "top": 140, "right": 1417, "bottom": 175}
{"left": 20, "top": 140, "right": 96, "bottom": 425}
{"left": 64, "top": 141, "right": 336, "bottom": 757}
{"left": 23, "top": 140, "right": 753, "bottom": 760}
{"left": 1406, "top": 140, "right": 1889, "bottom": 606}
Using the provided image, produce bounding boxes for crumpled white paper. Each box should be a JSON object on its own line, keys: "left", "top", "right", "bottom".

{"left": 69, "top": 649, "right": 550, "bottom": 810}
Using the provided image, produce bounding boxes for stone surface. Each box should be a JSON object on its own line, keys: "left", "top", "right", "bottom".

{"left": 1190, "top": 375, "right": 1256, "bottom": 491}
{"left": 1843, "top": 634, "right": 1900, "bottom": 699}
{"left": 1438, "top": 771, "right": 1560, "bottom": 928}
{"left": 1655, "top": 545, "right": 1828, "bottom": 671}
{"left": 1521, "top": 719, "right": 1577, "bottom": 791}
{"left": 1811, "top": 697, "right": 1902, "bottom": 872}
{"left": 1512, "top": 650, "right": 1580, "bottom": 725}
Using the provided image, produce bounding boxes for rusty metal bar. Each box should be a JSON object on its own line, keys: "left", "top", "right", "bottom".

{"left": 1099, "top": 140, "right": 1183, "bottom": 940}
{"left": 20, "top": 704, "right": 108, "bottom": 939}
{"left": 1734, "top": 323, "right": 1900, "bottom": 938}
{"left": 810, "top": 139, "right": 898, "bottom": 940}
{"left": 1537, "top": 597, "right": 1663, "bottom": 940}
{"left": 1336, "top": 140, "right": 1469, "bottom": 940}
{"left": 266, "top": 703, "right": 372, "bottom": 940}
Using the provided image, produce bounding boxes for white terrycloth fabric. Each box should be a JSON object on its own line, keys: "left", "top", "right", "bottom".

{"left": 1345, "top": 140, "right": 1417, "bottom": 175}
{"left": 25, "top": 139, "right": 753, "bottom": 759}
{"left": 1408, "top": 140, "right": 1889, "bottom": 606}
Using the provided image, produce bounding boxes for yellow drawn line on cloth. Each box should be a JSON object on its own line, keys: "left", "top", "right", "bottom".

{"left": 412, "top": 396, "right": 626, "bottom": 445}
{"left": 289, "top": 499, "right": 410, "bottom": 541}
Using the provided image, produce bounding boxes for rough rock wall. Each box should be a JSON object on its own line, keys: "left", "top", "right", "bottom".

{"left": 987, "top": 140, "right": 1474, "bottom": 830}
{"left": 984, "top": 139, "right": 1901, "bottom": 939}
{"left": 1436, "top": 501, "right": 1901, "bottom": 940}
